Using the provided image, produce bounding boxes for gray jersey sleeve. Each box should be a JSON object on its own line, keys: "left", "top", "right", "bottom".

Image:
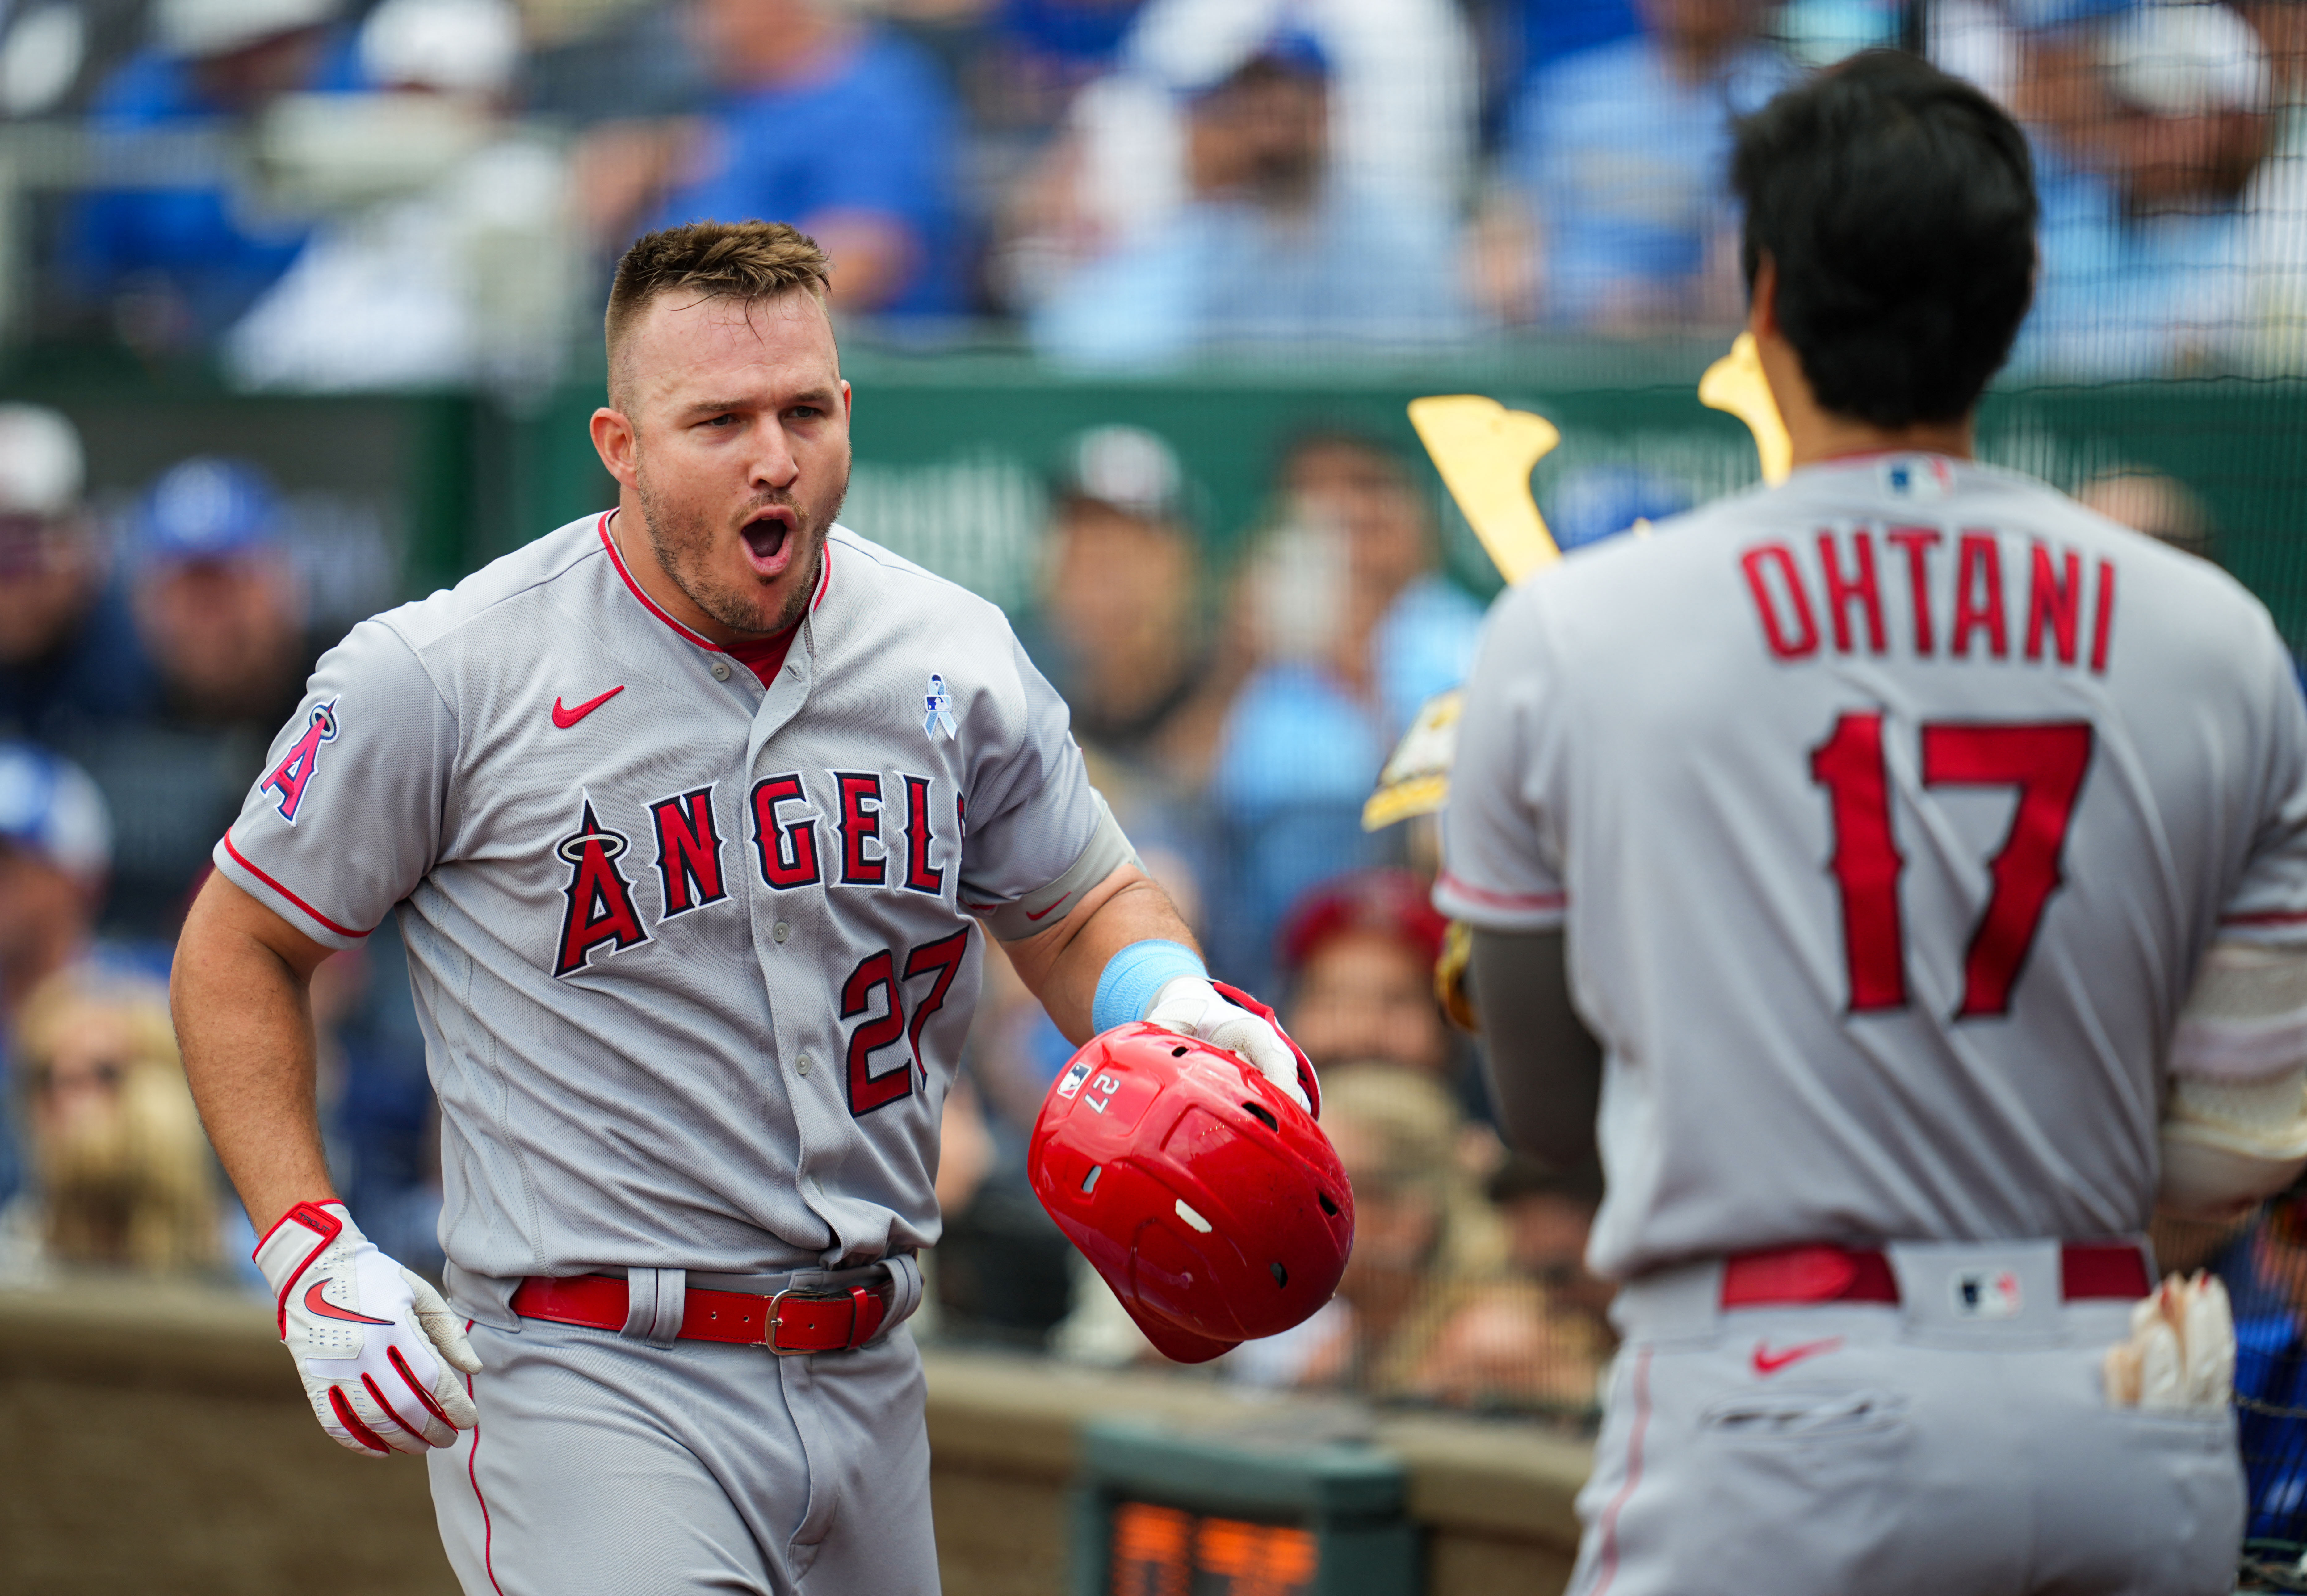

{"left": 212, "top": 618, "right": 458, "bottom": 949}
{"left": 2217, "top": 611, "right": 2307, "bottom": 945}
{"left": 1435, "top": 586, "right": 1571, "bottom": 931}
{"left": 957, "top": 629, "right": 1126, "bottom": 939}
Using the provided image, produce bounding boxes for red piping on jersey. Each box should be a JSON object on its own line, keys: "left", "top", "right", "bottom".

{"left": 222, "top": 832, "right": 367, "bottom": 940}
{"left": 2222, "top": 909, "right": 2307, "bottom": 927}
{"left": 1589, "top": 1345, "right": 1651, "bottom": 1596}
{"left": 596, "top": 511, "right": 834, "bottom": 651}
{"left": 1811, "top": 447, "right": 1964, "bottom": 466}
{"left": 463, "top": 1326, "right": 505, "bottom": 1596}
{"left": 1436, "top": 870, "right": 1567, "bottom": 913}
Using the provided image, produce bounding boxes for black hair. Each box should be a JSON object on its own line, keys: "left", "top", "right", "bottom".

{"left": 1731, "top": 51, "right": 2037, "bottom": 428}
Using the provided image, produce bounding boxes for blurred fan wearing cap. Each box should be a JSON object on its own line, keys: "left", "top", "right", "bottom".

{"left": 1277, "top": 867, "right": 1458, "bottom": 1089}
{"left": 2019, "top": 0, "right": 2283, "bottom": 374}
{"left": 0, "top": 406, "right": 161, "bottom": 744}
{"left": 129, "top": 457, "right": 310, "bottom": 727}
{"left": 62, "top": 0, "right": 363, "bottom": 350}
{"left": 1032, "top": 425, "right": 1225, "bottom": 775}
{"left": 0, "top": 741, "right": 109, "bottom": 1008}
{"left": 1028, "top": 25, "right": 1470, "bottom": 362}
{"left": 0, "top": 739, "right": 113, "bottom": 1215}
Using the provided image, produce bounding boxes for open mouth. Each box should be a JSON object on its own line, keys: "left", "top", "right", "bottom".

{"left": 740, "top": 507, "right": 797, "bottom": 571}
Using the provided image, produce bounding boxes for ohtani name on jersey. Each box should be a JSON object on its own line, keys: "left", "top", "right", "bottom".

{"left": 1740, "top": 528, "right": 2116, "bottom": 673}
{"left": 553, "top": 770, "right": 953, "bottom": 977}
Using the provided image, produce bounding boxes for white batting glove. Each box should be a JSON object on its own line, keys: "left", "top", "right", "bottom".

{"left": 254, "top": 1200, "right": 480, "bottom": 1457}
{"left": 1146, "top": 976, "right": 1314, "bottom": 1113}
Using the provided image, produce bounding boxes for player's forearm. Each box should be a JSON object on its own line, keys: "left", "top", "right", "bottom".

{"left": 1470, "top": 928, "right": 1604, "bottom": 1171}
{"left": 170, "top": 875, "right": 339, "bottom": 1235}
{"left": 1001, "top": 865, "right": 1196, "bottom": 1044}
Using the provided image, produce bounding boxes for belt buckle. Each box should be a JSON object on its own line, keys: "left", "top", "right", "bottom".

{"left": 764, "top": 1286, "right": 815, "bottom": 1355}
{"left": 763, "top": 1285, "right": 854, "bottom": 1355}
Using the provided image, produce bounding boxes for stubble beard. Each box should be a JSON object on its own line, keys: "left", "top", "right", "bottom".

{"left": 635, "top": 468, "right": 847, "bottom": 639}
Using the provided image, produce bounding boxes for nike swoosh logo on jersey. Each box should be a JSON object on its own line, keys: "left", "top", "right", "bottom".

{"left": 551, "top": 686, "right": 625, "bottom": 729}
{"left": 1024, "top": 899, "right": 1065, "bottom": 922}
{"left": 304, "top": 1279, "right": 395, "bottom": 1327}
{"left": 1752, "top": 1337, "right": 1844, "bottom": 1376}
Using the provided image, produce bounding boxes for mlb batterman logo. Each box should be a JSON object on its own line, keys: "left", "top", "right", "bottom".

{"left": 1881, "top": 454, "right": 1954, "bottom": 501}
{"left": 261, "top": 699, "right": 339, "bottom": 823}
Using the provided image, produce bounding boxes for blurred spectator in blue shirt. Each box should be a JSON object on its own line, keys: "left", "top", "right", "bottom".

{"left": 0, "top": 741, "right": 111, "bottom": 1210}
{"left": 586, "top": 0, "right": 961, "bottom": 319}
{"left": 62, "top": 0, "right": 367, "bottom": 351}
{"left": 1031, "top": 34, "right": 1469, "bottom": 364}
{"left": 1204, "top": 432, "right": 1482, "bottom": 987}
{"left": 0, "top": 406, "right": 160, "bottom": 746}
{"left": 2020, "top": 0, "right": 2283, "bottom": 375}
{"left": 1001, "top": 0, "right": 1475, "bottom": 331}
{"left": 1512, "top": 0, "right": 1643, "bottom": 77}
{"left": 1489, "top": 0, "right": 1792, "bottom": 330}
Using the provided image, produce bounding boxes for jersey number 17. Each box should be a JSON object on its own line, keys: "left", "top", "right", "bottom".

{"left": 1811, "top": 712, "right": 2093, "bottom": 1019}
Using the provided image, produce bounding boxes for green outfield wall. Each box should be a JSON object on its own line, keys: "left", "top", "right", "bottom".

{"left": 8, "top": 354, "right": 2302, "bottom": 644}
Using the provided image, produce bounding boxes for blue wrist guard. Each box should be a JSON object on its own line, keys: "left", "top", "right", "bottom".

{"left": 1092, "top": 939, "right": 1207, "bottom": 1036}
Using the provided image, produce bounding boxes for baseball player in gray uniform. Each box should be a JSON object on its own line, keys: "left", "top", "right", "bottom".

{"left": 1439, "top": 54, "right": 2307, "bottom": 1596}
{"left": 170, "top": 221, "right": 1311, "bottom": 1595}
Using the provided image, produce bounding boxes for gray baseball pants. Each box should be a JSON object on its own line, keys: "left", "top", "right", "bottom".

{"left": 425, "top": 1312, "right": 938, "bottom": 1595}
{"left": 1569, "top": 1239, "right": 2243, "bottom": 1596}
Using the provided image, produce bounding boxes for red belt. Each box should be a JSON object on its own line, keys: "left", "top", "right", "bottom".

{"left": 1719, "top": 1242, "right": 2150, "bottom": 1309}
{"left": 511, "top": 1272, "right": 892, "bottom": 1354}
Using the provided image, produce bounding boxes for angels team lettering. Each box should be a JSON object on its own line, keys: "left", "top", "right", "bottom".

{"left": 1741, "top": 529, "right": 2115, "bottom": 673}
{"left": 551, "top": 772, "right": 954, "bottom": 978}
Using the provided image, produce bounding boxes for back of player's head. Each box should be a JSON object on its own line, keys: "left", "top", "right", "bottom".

{"left": 1732, "top": 51, "right": 2036, "bottom": 429}
{"left": 604, "top": 221, "right": 834, "bottom": 404}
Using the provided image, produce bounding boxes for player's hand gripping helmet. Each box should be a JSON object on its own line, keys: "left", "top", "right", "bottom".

{"left": 1028, "top": 985, "right": 1354, "bottom": 1363}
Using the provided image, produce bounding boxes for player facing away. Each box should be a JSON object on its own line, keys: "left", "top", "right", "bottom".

{"left": 169, "top": 220, "right": 1312, "bottom": 1594}
{"left": 1440, "top": 52, "right": 2307, "bottom": 1596}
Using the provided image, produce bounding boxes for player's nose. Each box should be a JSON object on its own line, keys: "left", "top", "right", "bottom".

{"left": 748, "top": 423, "right": 800, "bottom": 492}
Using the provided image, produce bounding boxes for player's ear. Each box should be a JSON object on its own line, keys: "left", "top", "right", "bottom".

{"left": 1748, "top": 253, "right": 1780, "bottom": 342}
{"left": 590, "top": 408, "right": 640, "bottom": 490}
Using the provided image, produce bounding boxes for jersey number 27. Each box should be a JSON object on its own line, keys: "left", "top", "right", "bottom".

{"left": 1811, "top": 712, "right": 2093, "bottom": 1018}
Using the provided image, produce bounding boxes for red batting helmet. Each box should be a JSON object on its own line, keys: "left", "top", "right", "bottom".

{"left": 1028, "top": 987, "right": 1354, "bottom": 1364}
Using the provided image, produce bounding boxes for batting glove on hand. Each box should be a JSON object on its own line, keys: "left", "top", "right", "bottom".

{"left": 1145, "top": 976, "right": 1317, "bottom": 1115}
{"left": 254, "top": 1200, "right": 480, "bottom": 1457}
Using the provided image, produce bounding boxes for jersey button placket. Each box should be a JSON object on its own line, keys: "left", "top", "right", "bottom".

{"left": 773, "top": 921, "right": 790, "bottom": 944}
{"left": 710, "top": 660, "right": 732, "bottom": 681}
{"left": 796, "top": 1053, "right": 812, "bottom": 1078}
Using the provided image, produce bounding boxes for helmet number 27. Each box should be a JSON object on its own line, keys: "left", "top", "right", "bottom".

{"left": 1810, "top": 712, "right": 2094, "bottom": 1019}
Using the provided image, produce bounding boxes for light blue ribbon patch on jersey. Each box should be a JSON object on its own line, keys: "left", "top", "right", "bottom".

{"left": 924, "top": 674, "right": 958, "bottom": 742}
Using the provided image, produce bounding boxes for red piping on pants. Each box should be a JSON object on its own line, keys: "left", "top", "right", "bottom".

{"left": 1590, "top": 1346, "right": 1653, "bottom": 1596}
{"left": 463, "top": 1322, "right": 505, "bottom": 1596}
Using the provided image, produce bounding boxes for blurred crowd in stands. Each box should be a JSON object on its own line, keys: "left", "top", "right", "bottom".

{"left": 0, "top": 0, "right": 2297, "bottom": 377}
{"left": 0, "top": 385, "right": 1628, "bottom": 1413}
{"left": 0, "top": 0, "right": 2296, "bottom": 1422}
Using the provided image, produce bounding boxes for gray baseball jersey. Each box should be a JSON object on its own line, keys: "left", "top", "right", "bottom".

{"left": 216, "top": 511, "right": 1129, "bottom": 1327}
{"left": 1438, "top": 453, "right": 2307, "bottom": 1281}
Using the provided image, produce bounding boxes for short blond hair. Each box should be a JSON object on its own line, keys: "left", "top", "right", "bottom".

{"left": 605, "top": 220, "right": 833, "bottom": 402}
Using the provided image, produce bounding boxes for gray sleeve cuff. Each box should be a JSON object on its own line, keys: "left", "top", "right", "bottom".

{"left": 975, "top": 790, "right": 1139, "bottom": 941}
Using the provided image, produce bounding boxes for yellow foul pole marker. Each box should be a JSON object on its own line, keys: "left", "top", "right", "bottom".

{"left": 1405, "top": 395, "right": 1562, "bottom": 587}
{"left": 1699, "top": 331, "right": 1793, "bottom": 486}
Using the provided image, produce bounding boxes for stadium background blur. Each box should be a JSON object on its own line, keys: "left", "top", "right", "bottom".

{"left": 0, "top": 0, "right": 2303, "bottom": 1586}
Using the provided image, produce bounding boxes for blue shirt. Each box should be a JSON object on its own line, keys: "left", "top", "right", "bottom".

{"left": 62, "top": 35, "right": 367, "bottom": 337}
{"left": 653, "top": 30, "right": 962, "bottom": 320}
{"left": 2224, "top": 1235, "right": 2307, "bottom": 1542}
{"left": 1031, "top": 190, "right": 1470, "bottom": 367}
{"left": 2018, "top": 143, "right": 2251, "bottom": 379}
{"left": 1507, "top": 37, "right": 1793, "bottom": 327}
